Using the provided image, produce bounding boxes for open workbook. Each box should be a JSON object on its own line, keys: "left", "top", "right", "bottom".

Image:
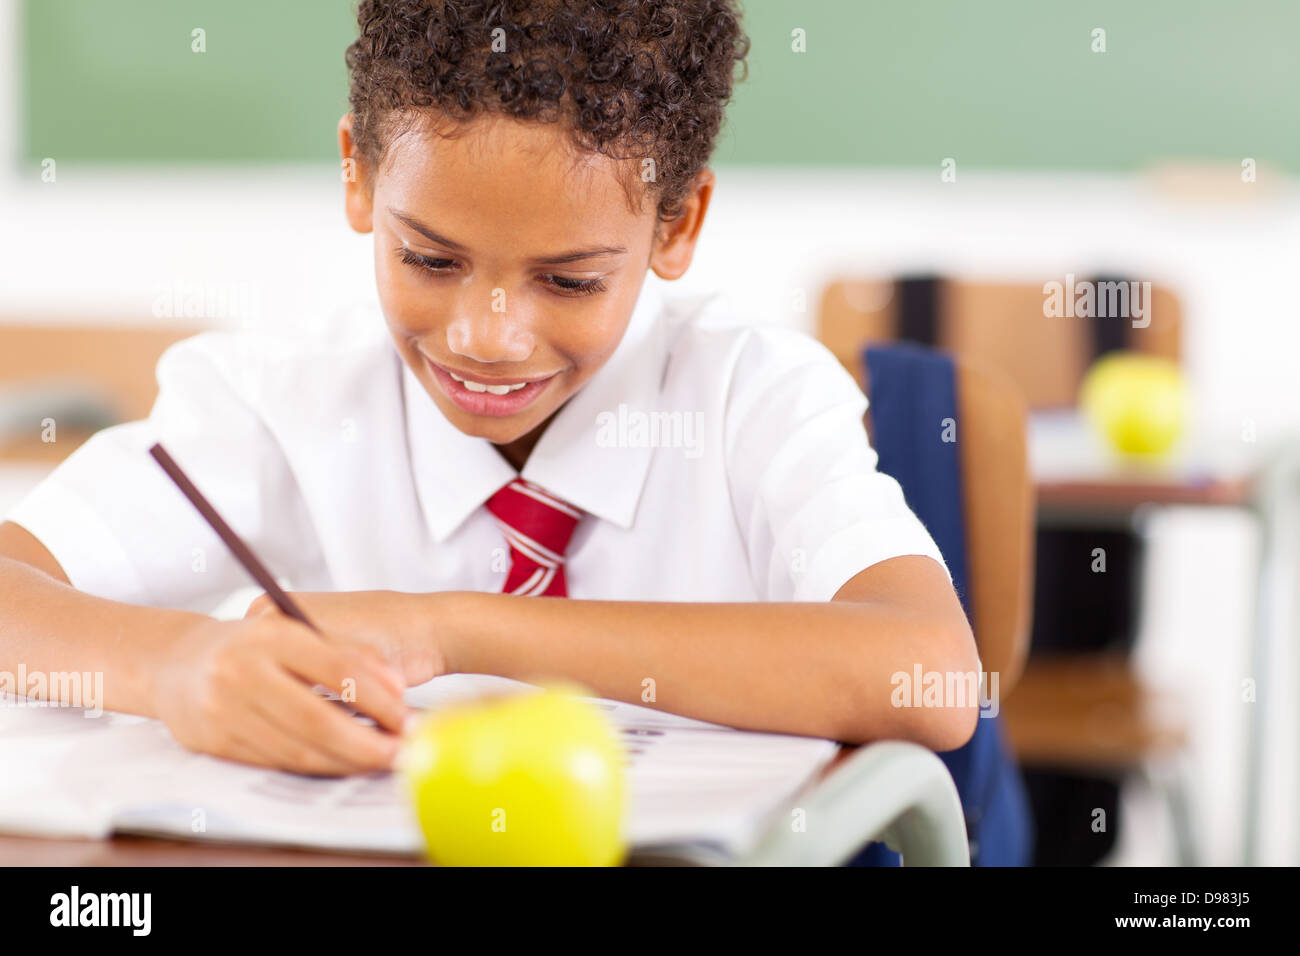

{"left": 0, "top": 674, "right": 839, "bottom": 863}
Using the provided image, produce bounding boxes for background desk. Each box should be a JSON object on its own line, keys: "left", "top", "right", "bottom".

{"left": 1007, "top": 411, "right": 1289, "bottom": 865}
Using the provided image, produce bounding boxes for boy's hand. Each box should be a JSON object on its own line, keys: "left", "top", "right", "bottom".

{"left": 153, "top": 613, "right": 411, "bottom": 776}
{"left": 243, "top": 589, "right": 446, "bottom": 687}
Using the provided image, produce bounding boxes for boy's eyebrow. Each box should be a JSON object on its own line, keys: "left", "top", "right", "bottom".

{"left": 387, "top": 207, "right": 627, "bottom": 264}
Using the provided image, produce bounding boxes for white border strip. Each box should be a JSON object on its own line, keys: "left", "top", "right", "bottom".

{"left": 0, "top": 0, "right": 19, "bottom": 177}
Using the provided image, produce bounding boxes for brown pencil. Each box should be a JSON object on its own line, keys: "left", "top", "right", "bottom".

{"left": 148, "top": 442, "right": 316, "bottom": 631}
{"left": 148, "top": 442, "right": 381, "bottom": 723}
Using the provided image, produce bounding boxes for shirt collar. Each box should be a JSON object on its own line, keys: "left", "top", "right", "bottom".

{"left": 402, "top": 277, "right": 667, "bottom": 542}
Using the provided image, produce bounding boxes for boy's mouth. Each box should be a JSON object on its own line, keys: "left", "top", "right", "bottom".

{"left": 424, "top": 357, "right": 557, "bottom": 418}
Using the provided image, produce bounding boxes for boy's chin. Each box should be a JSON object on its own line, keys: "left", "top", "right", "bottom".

{"left": 437, "top": 400, "right": 546, "bottom": 446}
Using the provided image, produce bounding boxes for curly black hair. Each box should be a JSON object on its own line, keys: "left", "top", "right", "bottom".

{"left": 345, "top": 0, "right": 749, "bottom": 224}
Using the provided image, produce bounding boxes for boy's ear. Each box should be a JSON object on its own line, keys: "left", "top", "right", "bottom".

{"left": 649, "top": 169, "right": 715, "bottom": 281}
{"left": 338, "top": 114, "right": 374, "bottom": 234}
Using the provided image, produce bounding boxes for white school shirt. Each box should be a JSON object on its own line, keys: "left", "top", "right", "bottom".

{"left": 6, "top": 279, "right": 948, "bottom": 613}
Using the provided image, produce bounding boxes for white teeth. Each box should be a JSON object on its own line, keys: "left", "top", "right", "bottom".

{"left": 447, "top": 370, "right": 530, "bottom": 394}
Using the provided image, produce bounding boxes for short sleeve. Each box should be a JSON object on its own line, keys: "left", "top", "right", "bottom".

{"left": 4, "top": 331, "right": 326, "bottom": 610}
{"left": 724, "top": 329, "right": 951, "bottom": 602}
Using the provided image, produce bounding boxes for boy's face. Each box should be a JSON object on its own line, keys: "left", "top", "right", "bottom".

{"left": 340, "top": 113, "right": 711, "bottom": 467}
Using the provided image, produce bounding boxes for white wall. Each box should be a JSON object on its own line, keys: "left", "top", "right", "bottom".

{"left": 3, "top": 163, "right": 1298, "bottom": 450}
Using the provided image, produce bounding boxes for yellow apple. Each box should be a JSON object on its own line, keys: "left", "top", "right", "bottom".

{"left": 399, "top": 685, "right": 627, "bottom": 866}
{"left": 1080, "top": 352, "right": 1187, "bottom": 459}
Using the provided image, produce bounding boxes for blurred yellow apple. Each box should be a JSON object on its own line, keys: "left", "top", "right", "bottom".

{"left": 1080, "top": 352, "right": 1187, "bottom": 459}
{"left": 399, "top": 684, "right": 627, "bottom": 866}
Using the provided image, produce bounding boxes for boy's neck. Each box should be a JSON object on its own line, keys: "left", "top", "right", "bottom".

{"left": 493, "top": 411, "right": 556, "bottom": 472}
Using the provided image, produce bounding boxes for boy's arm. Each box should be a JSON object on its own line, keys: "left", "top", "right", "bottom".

{"left": 0, "top": 520, "right": 206, "bottom": 715}
{"left": 439, "top": 553, "right": 980, "bottom": 750}
{"left": 0, "top": 520, "right": 409, "bottom": 776}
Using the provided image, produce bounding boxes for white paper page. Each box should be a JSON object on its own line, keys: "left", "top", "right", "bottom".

{"left": 0, "top": 675, "right": 838, "bottom": 859}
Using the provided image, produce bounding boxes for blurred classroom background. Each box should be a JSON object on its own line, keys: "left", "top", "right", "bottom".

{"left": 1, "top": 0, "right": 1298, "bottom": 865}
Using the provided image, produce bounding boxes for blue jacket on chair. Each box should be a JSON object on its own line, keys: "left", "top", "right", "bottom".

{"left": 848, "top": 344, "right": 1033, "bottom": 867}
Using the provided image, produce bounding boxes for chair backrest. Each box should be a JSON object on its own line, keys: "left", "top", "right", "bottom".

{"left": 820, "top": 277, "right": 1182, "bottom": 411}
{"left": 860, "top": 343, "right": 1033, "bottom": 695}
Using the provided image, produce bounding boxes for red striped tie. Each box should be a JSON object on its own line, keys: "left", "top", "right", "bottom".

{"left": 485, "top": 478, "right": 584, "bottom": 597}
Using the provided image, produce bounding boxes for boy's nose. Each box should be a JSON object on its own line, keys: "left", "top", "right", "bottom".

{"left": 444, "top": 311, "right": 534, "bottom": 364}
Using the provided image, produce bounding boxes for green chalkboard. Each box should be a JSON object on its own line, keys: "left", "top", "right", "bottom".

{"left": 20, "top": 0, "right": 1300, "bottom": 171}
{"left": 22, "top": 0, "right": 356, "bottom": 163}
{"left": 717, "top": 0, "right": 1300, "bottom": 172}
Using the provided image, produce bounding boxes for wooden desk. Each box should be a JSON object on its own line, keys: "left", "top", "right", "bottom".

{"left": 0, "top": 833, "right": 421, "bottom": 867}
{"left": 1036, "top": 474, "right": 1254, "bottom": 512}
{"left": 0, "top": 747, "right": 857, "bottom": 867}
{"left": 1030, "top": 409, "right": 1257, "bottom": 514}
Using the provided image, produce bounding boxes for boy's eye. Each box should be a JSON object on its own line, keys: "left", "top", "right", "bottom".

{"left": 399, "top": 249, "right": 457, "bottom": 273}
{"left": 543, "top": 274, "right": 608, "bottom": 297}
{"left": 397, "top": 248, "right": 607, "bottom": 297}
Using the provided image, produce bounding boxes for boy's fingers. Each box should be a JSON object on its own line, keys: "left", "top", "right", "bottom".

{"left": 343, "top": 644, "right": 406, "bottom": 697}
{"left": 243, "top": 592, "right": 274, "bottom": 619}
{"left": 203, "top": 702, "right": 349, "bottom": 775}
{"left": 274, "top": 630, "right": 409, "bottom": 734}
{"left": 264, "top": 616, "right": 406, "bottom": 699}
{"left": 251, "top": 664, "right": 401, "bottom": 773}
{"left": 240, "top": 719, "right": 364, "bottom": 778}
{"left": 221, "top": 720, "right": 300, "bottom": 772}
